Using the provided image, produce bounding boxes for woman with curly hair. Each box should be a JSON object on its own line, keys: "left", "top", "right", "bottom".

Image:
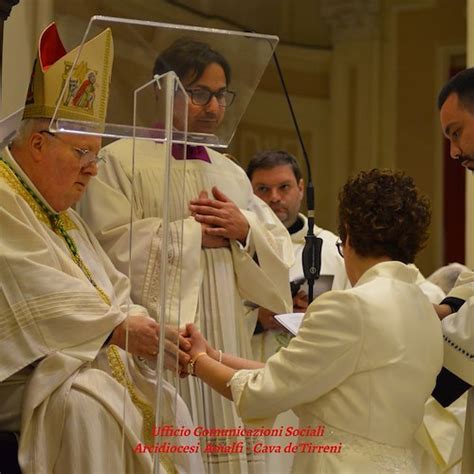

{"left": 184, "top": 169, "right": 443, "bottom": 473}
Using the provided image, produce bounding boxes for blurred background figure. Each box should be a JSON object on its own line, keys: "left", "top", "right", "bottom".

{"left": 428, "top": 262, "right": 471, "bottom": 295}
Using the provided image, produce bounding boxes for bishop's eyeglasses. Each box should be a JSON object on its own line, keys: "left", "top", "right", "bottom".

{"left": 39, "top": 130, "right": 104, "bottom": 167}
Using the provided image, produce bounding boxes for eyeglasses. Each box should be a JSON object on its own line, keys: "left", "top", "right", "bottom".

{"left": 185, "top": 88, "right": 236, "bottom": 107}
{"left": 336, "top": 239, "right": 344, "bottom": 258}
{"left": 39, "top": 131, "right": 104, "bottom": 166}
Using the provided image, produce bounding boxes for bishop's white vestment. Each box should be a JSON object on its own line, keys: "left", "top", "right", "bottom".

{"left": 0, "top": 148, "right": 202, "bottom": 474}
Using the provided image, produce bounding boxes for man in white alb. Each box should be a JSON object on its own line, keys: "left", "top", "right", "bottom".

{"left": 78, "top": 37, "right": 293, "bottom": 474}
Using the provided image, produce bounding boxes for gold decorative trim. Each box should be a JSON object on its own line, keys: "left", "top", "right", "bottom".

{"left": 0, "top": 160, "right": 77, "bottom": 231}
{"left": 0, "top": 160, "right": 50, "bottom": 227}
{"left": 0, "top": 156, "right": 110, "bottom": 305}
{"left": 99, "top": 32, "right": 112, "bottom": 122}
{"left": 106, "top": 345, "right": 177, "bottom": 474}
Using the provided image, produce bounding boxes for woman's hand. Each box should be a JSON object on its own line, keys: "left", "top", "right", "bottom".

{"left": 183, "top": 323, "right": 219, "bottom": 360}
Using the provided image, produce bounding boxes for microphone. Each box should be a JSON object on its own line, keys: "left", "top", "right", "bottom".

{"left": 272, "top": 51, "right": 322, "bottom": 303}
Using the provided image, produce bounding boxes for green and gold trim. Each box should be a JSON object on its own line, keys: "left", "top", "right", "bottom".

{"left": 106, "top": 345, "right": 177, "bottom": 474}
{"left": 0, "top": 155, "right": 110, "bottom": 305}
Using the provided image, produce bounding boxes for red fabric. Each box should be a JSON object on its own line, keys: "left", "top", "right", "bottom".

{"left": 72, "top": 80, "right": 91, "bottom": 106}
{"left": 39, "top": 23, "right": 66, "bottom": 71}
{"left": 171, "top": 144, "right": 211, "bottom": 162}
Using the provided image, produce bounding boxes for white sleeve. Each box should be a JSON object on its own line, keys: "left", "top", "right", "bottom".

{"left": 230, "top": 194, "right": 294, "bottom": 315}
{"left": 442, "top": 297, "right": 474, "bottom": 385}
{"left": 230, "top": 291, "right": 363, "bottom": 423}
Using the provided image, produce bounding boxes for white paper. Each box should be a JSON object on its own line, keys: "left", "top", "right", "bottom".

{"left": 274, "top": 312, "right": 305, "bottom": 336}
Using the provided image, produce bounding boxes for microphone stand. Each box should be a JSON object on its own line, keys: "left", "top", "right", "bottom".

{"left": 272, "top": 51, "right": 322, "bottom": 303}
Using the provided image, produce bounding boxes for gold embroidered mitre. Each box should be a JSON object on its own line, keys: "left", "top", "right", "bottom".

{"left": 23, "top": 22, "right": 113, "bottom": 124}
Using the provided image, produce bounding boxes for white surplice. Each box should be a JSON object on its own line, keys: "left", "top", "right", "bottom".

{"left": 230, "top": 261, "right": 444, "bottom": 473}
{"left": 0, "top": 148, "right": 203, "bottom": 474}
{"left": 442, "top": 271, "right": 474, "bottom": 474}
{"left": 409, "top": 266, "right": 468, "bottom": 474}
{"left": 78, "top": 138, "right": 294, "bottom": 474}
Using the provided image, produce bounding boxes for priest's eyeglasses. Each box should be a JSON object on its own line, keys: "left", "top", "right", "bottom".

{"left": 39, "top": 130, "right": 104, "bottom": 166}
{"left": 185, "top": 88, "right": 236, "bottom": 107}
{"left": 336, "top": 239, "right": 344, "bottom": 258}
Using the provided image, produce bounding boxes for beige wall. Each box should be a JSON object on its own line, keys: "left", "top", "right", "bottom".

{"left": 229, "top": 44, "right": 332, "bottom": 226}
{"left": 1, "top": 0, "right": 53, "bottom": 117}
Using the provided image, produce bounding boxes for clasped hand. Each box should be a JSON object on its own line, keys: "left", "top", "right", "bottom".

{"left": 189, "top": 187, "right": 249, "bottom": 246}
{"left": 110, "top": 315, "right": 191, "bottom": 375}
{"left": 181, "top": 323, "right": 218, "bottom": 374}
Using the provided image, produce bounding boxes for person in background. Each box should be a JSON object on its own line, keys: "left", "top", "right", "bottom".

{"left": 428, "top": 262, "right": 471, "bottom": 295}
{"left": 432, "top": 66, "right": 474, "bottom": 474}
{"left": 414, "top": 262, "right": 470, "bottom": 473}
{"left": 246, "top": 150, "right": 348, "bottom": 360}
{"left": 246, "top": 150, "right": 443, "bottom": 356}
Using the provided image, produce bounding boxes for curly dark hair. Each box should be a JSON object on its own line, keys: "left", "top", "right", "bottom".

{"left": 437, "top": 67, "right": 474, "bottom": 111}
{"left": 337, "top": 169, "right": 431, "bottom": 264}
